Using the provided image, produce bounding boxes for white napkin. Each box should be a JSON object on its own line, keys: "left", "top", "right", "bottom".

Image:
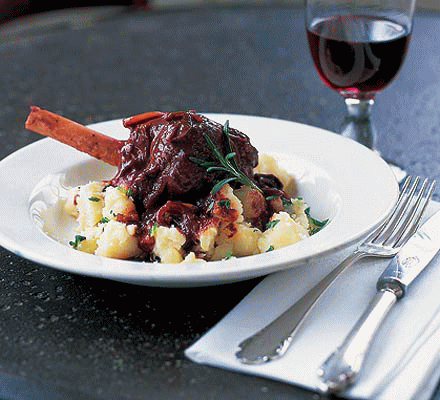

{"left": 185, "top": 201, "right": 440, "bottom": 400}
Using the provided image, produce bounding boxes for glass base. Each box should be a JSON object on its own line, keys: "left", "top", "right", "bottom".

{"left": 340, "top": 98, "right": 407, "bottom": 184}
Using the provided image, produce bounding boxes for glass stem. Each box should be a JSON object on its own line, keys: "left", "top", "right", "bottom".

{"left": 340, "top": 98, "right": 377, "bottom": 150}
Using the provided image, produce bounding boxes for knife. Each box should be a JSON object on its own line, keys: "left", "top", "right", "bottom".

{"left": 317, "top": 208, "right": 440, "bottom": 394}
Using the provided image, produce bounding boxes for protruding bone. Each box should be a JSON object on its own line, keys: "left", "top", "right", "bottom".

{"left": 25, "top": 106, "right": 123, "bottom": 166}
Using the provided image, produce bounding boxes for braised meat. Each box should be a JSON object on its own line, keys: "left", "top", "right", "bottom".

{"left": 111, "top": 111, "right": 259, "bottom": 211}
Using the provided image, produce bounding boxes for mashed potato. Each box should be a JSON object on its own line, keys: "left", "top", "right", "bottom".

{"left": 65, "top": 183, "right": 142, "bottom": 259}
{"left": 65, "top": 154, "right": 325, "bottom": 263}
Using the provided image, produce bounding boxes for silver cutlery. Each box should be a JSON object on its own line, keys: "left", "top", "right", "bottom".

{"left": 317, "top": 195, "right": 440, "bottom": 393}
{"left": 236, "top": 176, "right": 435, "bottom": 365}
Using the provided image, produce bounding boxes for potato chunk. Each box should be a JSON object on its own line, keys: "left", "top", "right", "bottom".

{"left": 254, "top": 153, "right": 297, "bottom": 197}
{"left": 258, "top": 211, "right": 309, "bottom": 253}
{"left": 152, "top": 226, "right": 186, "bottom": 263}
{"left": 231, "top": 223, "right": 262, "bottom": 257}
{"left": 234, "top": 186, "right": 266, "bottom": 222}
{"left": 103, "top": 186, "right": 136, "bottom": 219}
{"left": 77, "top": 182, "right": 105, "bottom": 230}
{"left": 64, "top": 186, "right": 80, "bottom": 218}
{"left": 95, "top": 220, "right": 141, "bottom": 259}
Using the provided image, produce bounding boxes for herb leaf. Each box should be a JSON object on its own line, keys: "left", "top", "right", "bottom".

{"left": 224, "top": 249, "right": 233, "bottom": 260}
{"left": 211, "top": 177, "right": 237, "bottom": 195}
{"left": 305, "top": 207, "right": 328, "bottom": 235}
{"left": 149, "top": 223, "right": 158, "bottom": 236}
{"left": 222, "top": 120, "right": 239, "bottom": 170}
{"left": 265, "top": 219, "right": 280, "bottom": 230}
{"left": 218, "top": 199, "right": 231, "bottom": 208}
{"left": 117, "top": 186, "right": 133, "bottom": 197}
{"left": 69, "top": 235, "right": 86, "bottom": 249}
{"left": 189, "top": 120, "right": 261, "bottom": 194}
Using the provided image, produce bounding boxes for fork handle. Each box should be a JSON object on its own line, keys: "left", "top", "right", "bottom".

{"left": 317, "top": 288, "right": 398, "bottom": 393}
{"left": 235, "top": 250, "right": 364, "bottom": 364}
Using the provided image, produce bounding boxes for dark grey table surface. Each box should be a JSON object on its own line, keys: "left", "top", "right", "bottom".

{"left": 0, "top": 4, "right": 439, "bottom": 400}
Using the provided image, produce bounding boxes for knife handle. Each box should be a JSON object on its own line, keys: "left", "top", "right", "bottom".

{"left": 317, "top": 288, "right": 398, "bottom": 393}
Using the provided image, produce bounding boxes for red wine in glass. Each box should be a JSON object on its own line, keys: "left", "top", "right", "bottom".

{"left": 307, "top": 15, "right": 411, "bottom": 100}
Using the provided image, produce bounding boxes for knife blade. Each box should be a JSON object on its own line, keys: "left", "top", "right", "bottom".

{"left": 317, "top": 208, "right": 440, "bottom": 393}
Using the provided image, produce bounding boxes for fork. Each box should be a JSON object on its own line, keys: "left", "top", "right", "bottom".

{"left": 236, "top": 176, "right": 434, "bottom": 364}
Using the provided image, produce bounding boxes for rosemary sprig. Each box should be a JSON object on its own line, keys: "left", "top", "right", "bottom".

{"left": 190, "top": 120, "right": 261, "bottom": 194}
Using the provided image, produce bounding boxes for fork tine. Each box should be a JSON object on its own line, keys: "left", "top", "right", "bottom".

{"left": 370, "top": 176, "right": 418, "bottom": 244}
{"left": 380, "top": 177, "right": 421, "bottom": 239}
{"left": 366, "top": 176, "right": 411, "bottom": 243}
{"left": 378, "top": 176, "right": 423, "bottom": 244}
{"left": 391, "top": 179, "right": 436, "bottom": 247}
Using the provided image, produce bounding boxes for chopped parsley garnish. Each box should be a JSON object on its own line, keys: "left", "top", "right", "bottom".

{"left": 69, "top": 235, "right": 86, "bottom": 249}
{"left": 207, "top": 201, "right": 215, "bottom": 211}
{"left": 218, "top": 199, "right": 231, "bottom": 208}
{"left": 189, "top": 120, "right": 261, "bottom": 194}
{"left": 224, "top": 250, "right": 233, "bottom": 260}
{"left": 265, "top": 219, "right": 280, "bottom": 230}
{"left": 282, "top": 197, "right": 293, "bottom": 207}
{"left": 99, "top": 217, "right": 110, "bottom": 224}
{"left": 266, "top": 195, "right": 293, "bottom": 208}
{"left": 305, "top": 207, "right": 328, "bottom": 235}
{"left": 149, "top": 223, "right": 158, "bottom": 236}
{"left": 117, "top": 186, "right": 133, "bottom": 197}
{"left": 266, "top": 245, "right": 275, "bottom": 252}
{"left": 88, "top": 196, "right": 101, "bottom": 202}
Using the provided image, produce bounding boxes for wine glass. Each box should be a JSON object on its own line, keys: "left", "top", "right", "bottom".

{"left": 305, "top": 0, "right": 416, "bottom": 182}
